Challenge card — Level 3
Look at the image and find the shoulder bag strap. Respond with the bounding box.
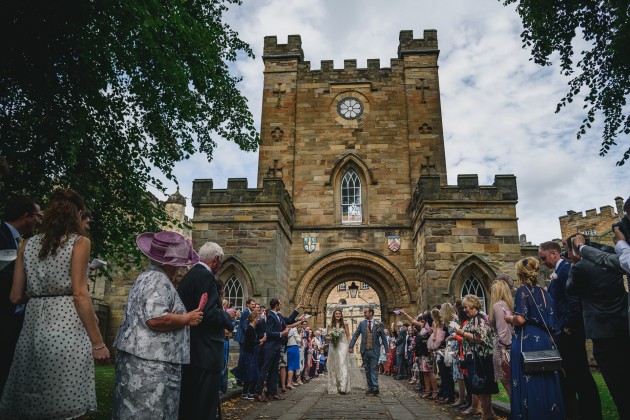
[523,286,559,350]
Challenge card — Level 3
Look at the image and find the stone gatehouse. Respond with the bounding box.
[190,30,522,328]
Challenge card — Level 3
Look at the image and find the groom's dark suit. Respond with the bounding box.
[349,319,388,393]
[177,263,232,420]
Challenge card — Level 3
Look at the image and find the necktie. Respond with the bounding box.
[368,321,372,332]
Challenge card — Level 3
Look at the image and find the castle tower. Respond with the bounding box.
[192,30,521,325]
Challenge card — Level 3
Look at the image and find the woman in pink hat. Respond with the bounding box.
[112,231,203,420]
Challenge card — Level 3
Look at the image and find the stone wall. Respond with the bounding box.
[559,196,625,244]
[410,174,521,310]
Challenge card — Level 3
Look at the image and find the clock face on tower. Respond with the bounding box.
[337,97,364,120]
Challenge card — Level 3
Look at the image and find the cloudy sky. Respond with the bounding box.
[161,0,627,245]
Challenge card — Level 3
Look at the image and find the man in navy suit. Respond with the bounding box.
[0,196,40,396]
[539,240,601,420]
[234,297,256,385]
[349,307,388,395]
[253,298,302,402]
[177,241,239,420]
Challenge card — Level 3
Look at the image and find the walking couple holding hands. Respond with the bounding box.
[327,306,388,395]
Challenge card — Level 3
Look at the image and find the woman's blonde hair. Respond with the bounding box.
[489,278,514,323]
[462,294,482,311]
[248,311,259,323]
[439,302,455,324]
[515,257,540,287]
[222,299,229,309]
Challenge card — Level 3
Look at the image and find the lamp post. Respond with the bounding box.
[348,281,359,299]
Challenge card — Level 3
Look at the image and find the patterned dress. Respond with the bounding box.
[510,285,565,419]
[462,311,499,395]
[113,265,189,419]
[0,235,96,419]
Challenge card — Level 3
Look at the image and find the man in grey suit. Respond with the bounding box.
[349,307,388,395]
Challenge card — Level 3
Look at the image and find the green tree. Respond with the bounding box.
[504,0,630,165]
[0,0,259,266]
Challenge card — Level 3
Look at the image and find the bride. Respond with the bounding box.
[327,309,351,394]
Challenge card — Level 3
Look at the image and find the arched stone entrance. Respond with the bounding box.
[292,249,412,327]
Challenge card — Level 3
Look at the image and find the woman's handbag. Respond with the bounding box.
[520,287,563,373]
[499,346,511,380]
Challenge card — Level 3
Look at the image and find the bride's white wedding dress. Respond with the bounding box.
[327,330,366,394]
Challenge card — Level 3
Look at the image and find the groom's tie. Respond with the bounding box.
[368,320,372,332]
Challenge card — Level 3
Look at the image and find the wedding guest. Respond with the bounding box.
[489,276,514,396]
[378,328,389,374]
[178,242,238,419]
[454,294,499,420]
[394,322,408,379]
[0,189,108,419]
[286,323,301,389]
[0,195,40,396]
[445,302,467,408]
[437,303,455,404]
[506,257,565,420]
[384,329,396,375]
[112,231,203,419]
[233,311,260,400]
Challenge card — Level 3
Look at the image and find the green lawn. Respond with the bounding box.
[494,372,619,419]
[88,365,236,419]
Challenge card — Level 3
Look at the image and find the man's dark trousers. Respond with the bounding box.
[557,325,601,420]
[255,347,280,396]
[179,366,222,420]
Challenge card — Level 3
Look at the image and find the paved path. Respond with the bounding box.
[223,372,464,420]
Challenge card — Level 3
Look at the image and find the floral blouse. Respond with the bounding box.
[462,311,494,358]
[114,265,190,364]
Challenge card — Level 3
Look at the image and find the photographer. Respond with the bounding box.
[566,233,630,420]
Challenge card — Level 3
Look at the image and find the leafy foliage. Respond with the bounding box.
[0,0,260,266]
[504,0,630,165]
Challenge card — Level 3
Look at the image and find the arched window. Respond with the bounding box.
[341,169,362,223]
[461,273,487,312]
[224,275,244,310]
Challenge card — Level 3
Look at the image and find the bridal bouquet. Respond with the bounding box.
[330,328,341,346]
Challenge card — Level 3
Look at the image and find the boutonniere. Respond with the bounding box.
[550,272,558,280]
[374,322,383,333]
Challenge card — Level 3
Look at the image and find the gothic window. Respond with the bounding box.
[338,283,347,291]
[361,282,369,290]
[461,274,487,312]
[225,275,244,310]
[341,169,362,223]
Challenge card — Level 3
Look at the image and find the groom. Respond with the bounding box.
[349,307,388,395]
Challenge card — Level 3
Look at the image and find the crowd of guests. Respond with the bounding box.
[378,195,630,420]
[0,187,628,419]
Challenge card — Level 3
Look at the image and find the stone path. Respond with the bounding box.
[223,373,466,420]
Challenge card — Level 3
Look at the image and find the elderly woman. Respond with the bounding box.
[506,257,565,419]
[454,294,499,420]
[112,231,203,419]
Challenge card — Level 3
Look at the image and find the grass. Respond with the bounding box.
[88,364,235,420]
[494,371,619,419]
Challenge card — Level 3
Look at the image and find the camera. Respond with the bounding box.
[612,217,630,243]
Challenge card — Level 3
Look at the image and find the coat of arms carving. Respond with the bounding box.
[304,236,317,253]
[387,236,401,252]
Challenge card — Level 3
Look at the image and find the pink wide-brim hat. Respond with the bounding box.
[136,231,200,267]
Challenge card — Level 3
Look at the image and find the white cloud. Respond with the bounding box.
[163,0,627,245]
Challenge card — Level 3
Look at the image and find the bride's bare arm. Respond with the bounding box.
[345,323,350,342]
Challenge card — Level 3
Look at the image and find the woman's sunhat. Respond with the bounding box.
[136,231,200,267]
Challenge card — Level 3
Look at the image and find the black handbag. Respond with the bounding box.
[520,287,563,373]
[471,353,487,390]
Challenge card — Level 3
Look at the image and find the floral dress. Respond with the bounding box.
[462,311,499,395]
[510,285,565,419]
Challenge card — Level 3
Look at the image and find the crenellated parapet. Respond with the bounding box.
[192,177,295,224]
[263,35,304,61]
[411,174,518,209]
[397,29,439,58]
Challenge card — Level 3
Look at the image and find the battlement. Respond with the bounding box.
[411,174,518,205]
[264,30,438,77]
[559,205,620,222]
[263,35,304,60]
[191,177,295,221]
[398,29,439,58]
